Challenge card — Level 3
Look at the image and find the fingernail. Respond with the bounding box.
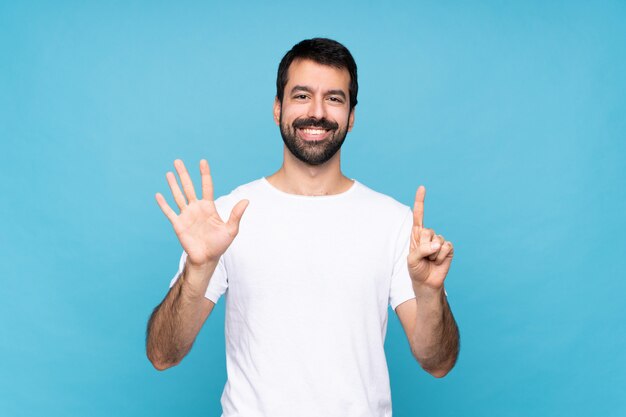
[431,242,441,250]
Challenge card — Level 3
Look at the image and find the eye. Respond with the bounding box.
[293,94,309,100]
[328,96,344,103]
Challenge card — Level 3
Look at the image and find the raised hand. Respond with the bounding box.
[407,186,454,289]
[155,159,249,267]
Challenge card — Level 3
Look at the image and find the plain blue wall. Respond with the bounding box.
[1,1,625,416]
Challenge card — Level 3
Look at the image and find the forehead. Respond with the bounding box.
[286,59,350,92]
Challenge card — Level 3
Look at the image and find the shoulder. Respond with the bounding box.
[351,181,414,250]
[353,180,412,220]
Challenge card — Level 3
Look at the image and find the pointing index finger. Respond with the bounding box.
[413,185,426,228]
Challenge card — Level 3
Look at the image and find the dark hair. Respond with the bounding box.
[276,38,358,111]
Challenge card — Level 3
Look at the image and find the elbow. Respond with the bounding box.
[417,356,457,378]
[147,350,180,371]
[414,339,460,378]
[424,366,452,378]
[150,359,175,371]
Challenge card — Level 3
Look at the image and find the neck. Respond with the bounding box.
[266,146,353,196]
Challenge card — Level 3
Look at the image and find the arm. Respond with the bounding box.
[146,261,217,370]
[399,185,459,377]
[396,286,459,377]
[146,159,248,370]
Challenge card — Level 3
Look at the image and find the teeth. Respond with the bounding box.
[302,128,326,135]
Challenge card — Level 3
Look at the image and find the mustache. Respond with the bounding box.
[292,117,338,131]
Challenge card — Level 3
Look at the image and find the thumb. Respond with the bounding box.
[409,226,440,261]
[226,199,249,236]
[420,239,441,258]
[409,239,441,265]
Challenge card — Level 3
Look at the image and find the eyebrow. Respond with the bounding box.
[290,85,347,99]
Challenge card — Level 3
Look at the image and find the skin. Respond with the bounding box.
[400,185,460,377]
[146,58,459,377]
[267,59,355,195]
[146,159,248,369]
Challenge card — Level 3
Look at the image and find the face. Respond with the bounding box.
[274,59,355,166]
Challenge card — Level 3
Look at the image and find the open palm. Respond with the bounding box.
[155,159,249,267]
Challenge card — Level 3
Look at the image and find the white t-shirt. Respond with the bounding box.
[169,177,416,417]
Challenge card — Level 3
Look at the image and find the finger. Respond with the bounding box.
[413,185,426,228]
[410,225,420,251]
[200,159,214,201]
[418,228,439,258]
[226,199,250,236]
[155,192,177,223]
[166,171,187,210]
[434,241,454,266]
[428,234,445,261]
[174,159,198,203]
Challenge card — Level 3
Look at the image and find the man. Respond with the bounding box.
[146,38,459,417]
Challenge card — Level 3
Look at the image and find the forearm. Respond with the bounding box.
[146,260,217,370]
[410,284,459,377]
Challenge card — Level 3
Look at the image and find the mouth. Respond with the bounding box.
[297,127,332,141]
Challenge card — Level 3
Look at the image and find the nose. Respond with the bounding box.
[307,96,326,120]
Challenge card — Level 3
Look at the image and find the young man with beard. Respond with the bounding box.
[146,38,459,417]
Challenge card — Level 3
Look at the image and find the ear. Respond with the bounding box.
[273,97,281,126]
[347,108,355,132]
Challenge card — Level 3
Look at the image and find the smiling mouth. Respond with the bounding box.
[297,127,332,141]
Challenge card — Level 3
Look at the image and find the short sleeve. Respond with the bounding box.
[168,251,228,304]
[388,208,416,310]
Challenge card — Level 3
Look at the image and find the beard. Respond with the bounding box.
[279,113,349,166]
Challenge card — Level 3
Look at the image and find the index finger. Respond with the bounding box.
[413,185,426,228]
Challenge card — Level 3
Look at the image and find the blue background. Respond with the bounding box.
[1,1,625,416]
